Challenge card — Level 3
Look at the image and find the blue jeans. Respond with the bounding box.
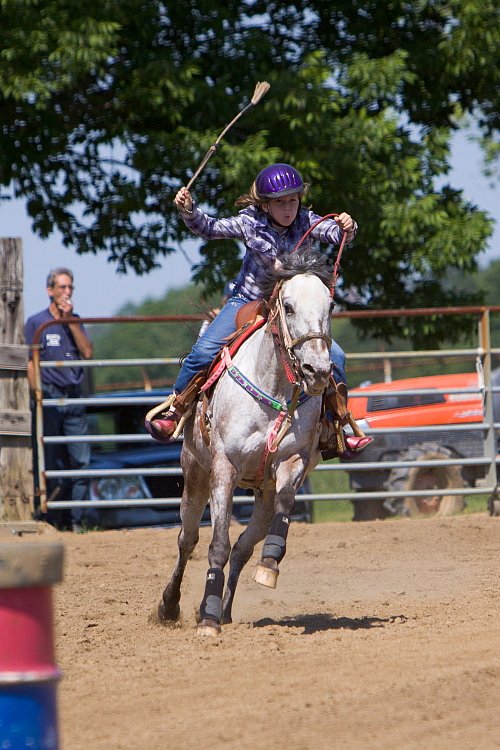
[174,295,347,393]
[41,383,90,527]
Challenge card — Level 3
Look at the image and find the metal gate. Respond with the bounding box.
[29,307,500,520]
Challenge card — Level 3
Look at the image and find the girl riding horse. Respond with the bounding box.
[146,163,372,457]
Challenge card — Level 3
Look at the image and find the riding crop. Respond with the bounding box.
[186,81,271,190]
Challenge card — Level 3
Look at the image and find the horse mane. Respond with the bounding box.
[261,246,333,300]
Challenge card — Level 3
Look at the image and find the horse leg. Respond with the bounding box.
[254,456,306,589]
[222,488,274,624]
[253,511,291,589]
[158,454,209,623]
[197,454,237,637]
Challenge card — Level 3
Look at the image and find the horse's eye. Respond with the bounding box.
[284,303,294,316]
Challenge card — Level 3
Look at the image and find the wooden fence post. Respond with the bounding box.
[0,237,33,521]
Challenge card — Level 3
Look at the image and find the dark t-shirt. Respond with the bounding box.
[24,308,88,387]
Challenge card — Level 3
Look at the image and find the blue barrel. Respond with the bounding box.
[0,542,64,750]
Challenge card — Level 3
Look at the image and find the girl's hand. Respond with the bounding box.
[174,187,193,212]
[336,212,356,242]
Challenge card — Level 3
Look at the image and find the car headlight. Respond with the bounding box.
[90,476,151,501]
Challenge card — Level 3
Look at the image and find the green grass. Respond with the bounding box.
[309,460,354,523]
[312,499,354,523]
[462,494,489,514]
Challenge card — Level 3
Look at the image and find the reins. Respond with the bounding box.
[291,212,348,298]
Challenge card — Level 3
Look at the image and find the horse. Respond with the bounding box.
[157,247,334,636]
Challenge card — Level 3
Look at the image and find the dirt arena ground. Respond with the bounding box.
[35,514,500,748]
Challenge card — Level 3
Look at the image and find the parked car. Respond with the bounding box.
[79,388,184,529]
[78,388,311,529]
[342,369,500,520]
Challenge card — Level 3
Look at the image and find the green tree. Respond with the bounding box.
[1,0,498,346]
[306,0,500,133]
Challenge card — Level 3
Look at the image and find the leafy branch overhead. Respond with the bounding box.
[0,0,498,346]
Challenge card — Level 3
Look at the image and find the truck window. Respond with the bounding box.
[367,392,445,412]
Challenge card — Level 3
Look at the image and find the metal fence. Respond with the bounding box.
[30,307,500,518]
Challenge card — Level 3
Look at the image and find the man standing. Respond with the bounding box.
[25,268,93,531]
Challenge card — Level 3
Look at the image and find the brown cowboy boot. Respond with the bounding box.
[319,376,373,460]
[145,371,207,444]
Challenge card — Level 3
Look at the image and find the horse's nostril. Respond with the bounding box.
[301,364,330,385]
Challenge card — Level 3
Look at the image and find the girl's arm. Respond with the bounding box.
[308,210,358,245]
[174,186,245,241]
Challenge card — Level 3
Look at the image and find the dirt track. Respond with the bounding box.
[38,514,500,748]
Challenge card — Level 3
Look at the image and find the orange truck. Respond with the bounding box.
[342,369,500,520]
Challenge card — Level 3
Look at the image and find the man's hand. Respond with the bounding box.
[58,296,74,318]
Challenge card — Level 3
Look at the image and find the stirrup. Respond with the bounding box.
[321,433,374,461]
[319,415,347,460]
[145,395,193,442]
[319,414,374,460]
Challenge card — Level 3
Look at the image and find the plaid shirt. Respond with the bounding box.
[180,204,356,300]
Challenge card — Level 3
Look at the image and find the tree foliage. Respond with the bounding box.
[1,0,498,345]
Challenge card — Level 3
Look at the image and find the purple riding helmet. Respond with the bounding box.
[255,163,304,199]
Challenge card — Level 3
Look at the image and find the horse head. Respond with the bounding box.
[265,248,333,396]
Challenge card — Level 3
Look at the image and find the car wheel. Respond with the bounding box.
[385,442,465,517]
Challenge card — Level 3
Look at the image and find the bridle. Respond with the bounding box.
[267,281,332,386]
[265,211,347,384]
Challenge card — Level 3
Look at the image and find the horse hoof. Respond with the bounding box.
[197,618,222,637]
[253,559,279,589]
[157,600,180,624]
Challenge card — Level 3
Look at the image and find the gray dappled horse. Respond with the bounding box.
[158,248,333,636]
